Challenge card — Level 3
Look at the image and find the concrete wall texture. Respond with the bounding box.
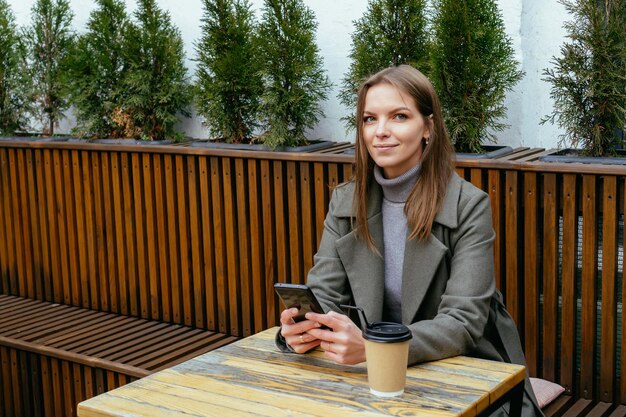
[9,0,569,149]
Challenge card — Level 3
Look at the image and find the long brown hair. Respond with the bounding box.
[354,65,455,249]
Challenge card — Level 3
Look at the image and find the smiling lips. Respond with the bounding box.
[373,143,398,151]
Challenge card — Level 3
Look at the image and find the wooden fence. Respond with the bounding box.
[0,140,624,406]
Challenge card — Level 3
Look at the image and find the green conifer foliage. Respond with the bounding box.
[542,0,626,156]
[69,0,129,138]
[338,0,430,129]
[258,0,331,148]
[0,0,27,135]
[195,0,262,144]
[123,0,191,141]
[21,0,75,136]
[431,0,523,153]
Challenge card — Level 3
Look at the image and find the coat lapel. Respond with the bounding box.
[401,173,462,323]
[400,233,448,323]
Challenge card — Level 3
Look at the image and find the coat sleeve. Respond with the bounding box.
[407,188,496,365]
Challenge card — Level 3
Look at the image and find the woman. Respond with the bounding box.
[277,65,542,416]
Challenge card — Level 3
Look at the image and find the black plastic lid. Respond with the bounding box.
[363,321,412,343]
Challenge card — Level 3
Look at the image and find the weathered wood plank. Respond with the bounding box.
[542,173,558,382]
[523,172,539,377]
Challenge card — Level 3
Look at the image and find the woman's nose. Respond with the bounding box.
[375,119,389,137]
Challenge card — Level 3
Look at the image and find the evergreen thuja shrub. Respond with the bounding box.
[431,0,524,153]
[68,0,130,138]
[122,0,191,141]
[542,0,626,157]
[0,0,28,135]
[258,0,331,148]
[338,0,430,129]
[21,0,75,136]
[195,0,262,144]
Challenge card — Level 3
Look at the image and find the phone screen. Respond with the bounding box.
[274,283,325,323]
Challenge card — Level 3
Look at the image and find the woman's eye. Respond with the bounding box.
[394,113,408,120]
[363,116,375,123]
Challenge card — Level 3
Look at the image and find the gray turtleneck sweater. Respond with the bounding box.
[373,163,420,323]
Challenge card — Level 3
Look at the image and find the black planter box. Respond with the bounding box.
[455,145,514,159]
[538,148,626,165]
[190,139,336,153]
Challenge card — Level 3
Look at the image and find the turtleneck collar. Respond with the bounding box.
[373,163,420,203]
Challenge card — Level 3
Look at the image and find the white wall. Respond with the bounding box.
[9,0,569,148]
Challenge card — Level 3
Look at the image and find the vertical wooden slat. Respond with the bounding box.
[29,352,42,417]
[121,153,138,317]
[9,349,21,416]
[0,149,10,295]
[44,150,61,303]
[18,351,32,417]
[328,163,339,190]
[470,168,483,190]
[25,150,43,300]
[51,359,63,417]
[153,154,171,322]
[580,174,597,399]
[40,356,53,416]
[199,157,217,330]
[111,153,128,315]
[504,171,520,324]
[188,155,205,329]
[600,176,617,403]
[83,366,94,401]
[175,155,192,326]
[210,156,228,333]
[34,150,52,301]
[247,159,265,333]
[542,173,558,382]
[523,172,539,376]
[9,149,27,297]
[102,152,119,313]
[72,150,90,308]
[92,153,111,312]
[61,361,74,417]
[63,151,81,306]
[132,153,149,319]
[287,161,303,283]
[274,161,288,285]
[53,151,72,305]
[1,347,14,415]
[72,363,84,409]
[223,157,241,336]
[300,162,315,277]
[488,170,503,291]
[343,162,353,181]
[260,160,277,327]
[81,152,99,310]
[313,162,327,249]
[142,154,160,321]
[164,154,181,323]
[235,158,252,336]
[560,174,577,393]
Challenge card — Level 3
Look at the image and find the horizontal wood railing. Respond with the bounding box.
[0,140,624,412]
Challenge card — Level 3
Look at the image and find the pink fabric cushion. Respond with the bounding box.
[530,377,565,408]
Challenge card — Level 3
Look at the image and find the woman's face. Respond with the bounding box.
[362,83,430,179]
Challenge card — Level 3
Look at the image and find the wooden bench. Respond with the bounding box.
[0,294,238,417]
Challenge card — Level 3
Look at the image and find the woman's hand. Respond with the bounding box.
[305,311,366,365]
[279,307,322,353]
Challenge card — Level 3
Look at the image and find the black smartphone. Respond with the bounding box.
[274,283,326,323]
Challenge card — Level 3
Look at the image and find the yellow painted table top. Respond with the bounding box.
[77,327,525,417]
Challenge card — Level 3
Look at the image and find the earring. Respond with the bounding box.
[425,138,429,146]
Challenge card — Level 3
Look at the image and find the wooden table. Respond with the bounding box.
[77,327,526,417]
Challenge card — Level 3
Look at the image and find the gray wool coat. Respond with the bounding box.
[279,172,543,417]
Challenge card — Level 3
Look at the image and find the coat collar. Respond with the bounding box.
[334,172,462,323]
[333,172,463,229]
